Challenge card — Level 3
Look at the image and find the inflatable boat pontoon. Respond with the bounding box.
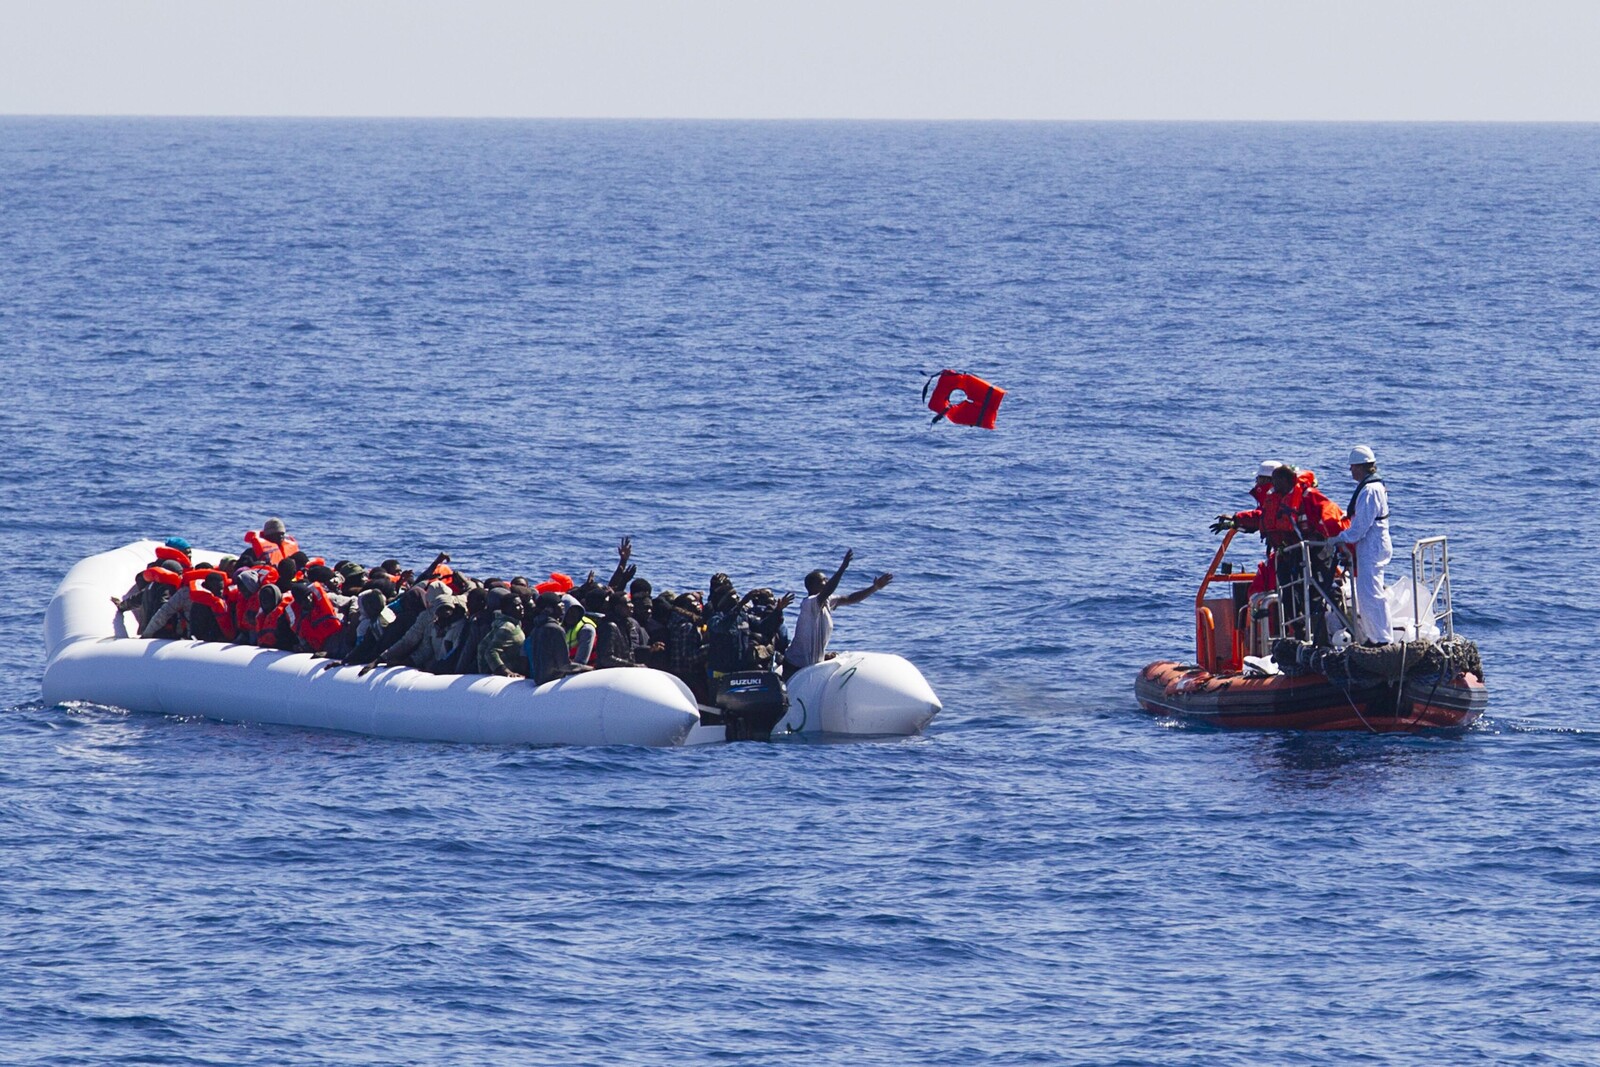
[43,541,942,747]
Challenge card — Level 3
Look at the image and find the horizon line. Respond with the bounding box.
[5,113,1600,125]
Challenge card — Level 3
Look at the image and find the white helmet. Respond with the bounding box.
[1348,445,1376,466]
[1256,460,1283,479]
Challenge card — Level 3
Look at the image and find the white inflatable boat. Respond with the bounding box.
[42,541,942,747]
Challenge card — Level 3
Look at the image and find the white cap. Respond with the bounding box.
[1348,445,1376,466]
[1256,460,1282,479]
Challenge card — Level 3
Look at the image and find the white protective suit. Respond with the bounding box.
[1334,477,1393,644]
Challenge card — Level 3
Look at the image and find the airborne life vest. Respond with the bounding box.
[923,370,1005,430]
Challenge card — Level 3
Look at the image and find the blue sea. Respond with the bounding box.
[3,119,1600,1065]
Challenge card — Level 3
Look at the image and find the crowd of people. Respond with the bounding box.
[1210,445,1394,646]
[113,522,894,701]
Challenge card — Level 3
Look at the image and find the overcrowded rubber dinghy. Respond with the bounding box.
[42,541,942,747]
[1136,530,1487,732]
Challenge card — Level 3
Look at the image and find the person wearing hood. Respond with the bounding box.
[524,592,591,685]
[422,598,468,673]
[1331,445,1394,645]
[562,600,599,667]
[441,587,496,674]
[253,584,289,647]
[369,581,456,672]
[228,563,279,641]
[477,589,527,677]
[332,589,398,667]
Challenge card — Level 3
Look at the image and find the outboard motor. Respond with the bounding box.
[713,670,789,742]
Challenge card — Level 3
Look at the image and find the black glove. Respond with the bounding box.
[1210,515,1236,534]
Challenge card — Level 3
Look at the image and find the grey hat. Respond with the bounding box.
[262,517,286,536]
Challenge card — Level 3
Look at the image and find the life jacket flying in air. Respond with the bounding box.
[923,370,1005,430]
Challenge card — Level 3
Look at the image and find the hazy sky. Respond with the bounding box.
[3,0,1598,120]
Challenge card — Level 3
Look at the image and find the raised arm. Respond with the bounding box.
[607,537,636,591]
[817,549,853,602]
[835,573,894,608]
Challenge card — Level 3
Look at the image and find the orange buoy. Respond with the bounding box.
[923,370,1005,430]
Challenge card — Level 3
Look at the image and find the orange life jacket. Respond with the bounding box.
[154,544,191,567]
[1236,471,1325,548]
[1281,479,1349,542]
[143,565,183,588]
[230,566,278,634]
[290,583,342,652]
[255,604,287,648]
[535,572,575,595]
[925,370,1005,430]
[243,530,301,567]
[186,579,238,641]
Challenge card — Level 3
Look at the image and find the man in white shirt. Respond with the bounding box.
[1331,445,1393,645]
[783,549,894,677]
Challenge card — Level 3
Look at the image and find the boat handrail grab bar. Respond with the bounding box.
[1411,535,1454,640]
[1275,538,1357,646]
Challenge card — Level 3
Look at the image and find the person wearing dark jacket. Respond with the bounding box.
[706,588,794,681]
[595,595,641,669]
[665,594,707,701]
[524,593,591,685]
[332,590,397,668]
[448,587,495,674]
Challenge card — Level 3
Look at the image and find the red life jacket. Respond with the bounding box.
[535,572,575,595]
[1281,479,1349,543]
[143,565,183,588]
[925,370,1005,430]
[1235,471,1322,548]
[290,583,342,652]
[255,604,287,648]
[154,545,191,567]
[186,579,238,641]
[230,565,278,634]
[243,530,301,567]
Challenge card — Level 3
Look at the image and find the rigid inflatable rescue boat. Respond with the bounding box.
[1136,530,1487,732]
[43,542,942,747]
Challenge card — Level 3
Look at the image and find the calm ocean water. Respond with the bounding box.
[3,119,1600,1065]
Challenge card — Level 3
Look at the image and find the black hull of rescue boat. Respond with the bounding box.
[1135,660,1487,733]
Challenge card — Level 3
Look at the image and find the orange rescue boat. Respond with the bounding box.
[1136,530,1487,732]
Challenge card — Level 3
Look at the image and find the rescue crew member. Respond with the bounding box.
[1269,465,1348,644]
[1212,461,1289,544]
[1331,445,1393,646]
